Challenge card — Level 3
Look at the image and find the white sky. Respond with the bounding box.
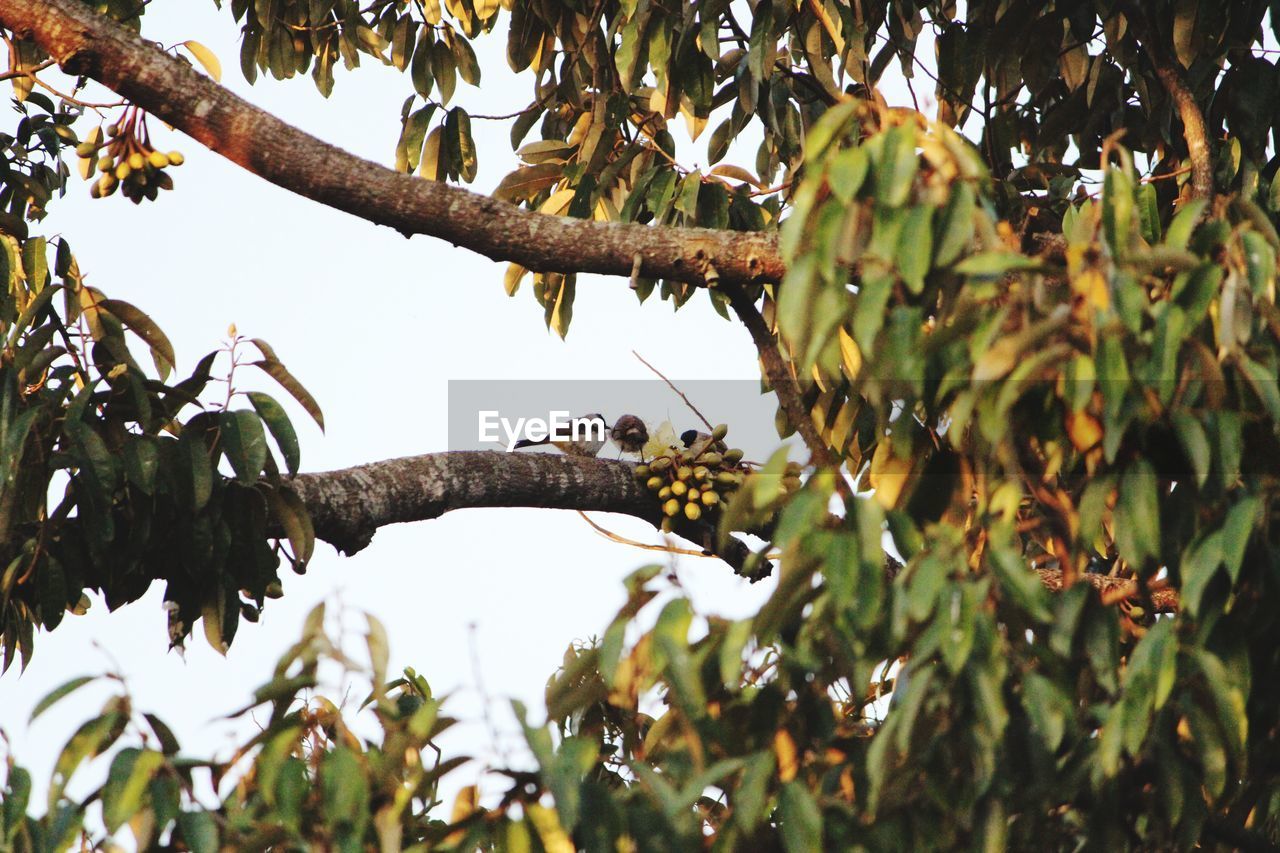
[0,0,816,818]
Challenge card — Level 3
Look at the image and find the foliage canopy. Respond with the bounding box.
[3,0,1280,849]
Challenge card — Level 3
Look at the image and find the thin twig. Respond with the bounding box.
[631,350,714,431]
[577,510,721,558]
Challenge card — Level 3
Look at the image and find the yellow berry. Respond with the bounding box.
[684,502,702,521]
[167,151,185,166]
[128,152,145,171]
[148,150,170,169]
[701,490,720,506]
[663,498,681,517]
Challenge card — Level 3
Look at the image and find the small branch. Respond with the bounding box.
[632,350,714,432]
[287,450,757,575]
[723,285,840,473]
[1036,569,1179,613]
[1123,4,1213,201]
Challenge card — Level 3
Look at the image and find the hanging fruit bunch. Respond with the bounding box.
[633,423,750,532]
[76,106,184,203]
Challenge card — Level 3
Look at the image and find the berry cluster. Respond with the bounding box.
[634,424,745,532]
[76,109,184,203]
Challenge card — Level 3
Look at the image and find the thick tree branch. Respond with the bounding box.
[0,0,784,286]
[1123,5,1213,201]
[287,450,761,576]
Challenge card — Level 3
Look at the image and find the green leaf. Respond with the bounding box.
[247,392,300,475]
[875,123,917,207]
[953,251,1040,277]
[99,299,176,376]
[30,674,97,722]
[177,810,219,853]
[1171,413,1210,488]
[1021,671,1072,751]
[1221,496,1260,582]
[1114,458,1160,568]
[1102,166,1134,257]
[248,344,324,430]
[1238,355,1280,422]
[1136,181,1161,244]
[1180,529,1223,616]
[826,146,869,204]
[21,235,47,292]
[183,431,214,511]
[103,748,164,832]
[896,204,934,293]
[37,556,66,631]
[933,179,975,266]
[778,781,823,853]
[1163,199,1206,249]
[221,410,269,486]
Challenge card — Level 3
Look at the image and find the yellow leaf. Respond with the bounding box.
[593,196,617,222]
[774,729,799,782]
[539,188,576,216]
[837,326,862,379]
[869,441,911,509]
[182,40,222,83]
[566,111,593,148]
[1071,268,1109,311]
[526,805,574,853]
[474,0,500,18]
[971,337,1022,383]
[450,785,478,823]
[1066,410,1103,452]
[421,0,442,24]
[504,263,527,296]
[77,285,108,341]
[708,164,763,187]
[680,97,707,141]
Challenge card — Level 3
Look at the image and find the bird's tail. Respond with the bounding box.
[512,437,550,449]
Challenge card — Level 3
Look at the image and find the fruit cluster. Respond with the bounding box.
[76,109,184,203]
[634,424,746,532]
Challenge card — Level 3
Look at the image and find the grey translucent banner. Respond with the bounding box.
[446,379,804,460]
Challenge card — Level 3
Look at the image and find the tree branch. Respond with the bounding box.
[0,0,784,287]
[287,450,761,576]
[287,451,1178,609]
[724,285,840,472]
[1123,4,1213,201]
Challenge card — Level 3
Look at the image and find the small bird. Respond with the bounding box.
[513,413,608,457]
[610,414,649,456]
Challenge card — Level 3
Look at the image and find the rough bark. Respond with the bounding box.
[288,450,761,576]
[1124,3,1214,201]
[0,0,784,287]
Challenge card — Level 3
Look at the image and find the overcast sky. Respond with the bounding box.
[0,0,848,814]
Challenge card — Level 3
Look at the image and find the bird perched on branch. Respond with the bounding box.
[513,413,608,457]
[610,414,649,456]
